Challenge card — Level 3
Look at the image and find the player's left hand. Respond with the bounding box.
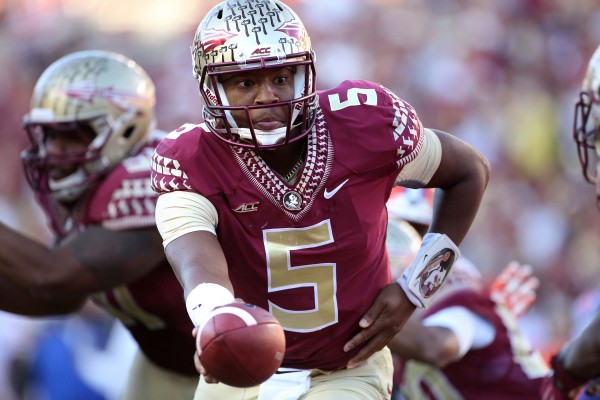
[343,282,416,368]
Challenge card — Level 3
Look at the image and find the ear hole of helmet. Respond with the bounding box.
[123,125,135,139]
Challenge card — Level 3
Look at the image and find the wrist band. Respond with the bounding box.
[397,232,460,308]
[185,283,235,327]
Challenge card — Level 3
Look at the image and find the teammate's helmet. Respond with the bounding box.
[574,44,600,183]
[191,0,317,149]
[21,50,155,202]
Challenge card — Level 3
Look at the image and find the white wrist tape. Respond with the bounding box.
[185,283,235,327]
[397,232,460,308]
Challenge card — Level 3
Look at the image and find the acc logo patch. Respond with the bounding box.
[233,201,260,213]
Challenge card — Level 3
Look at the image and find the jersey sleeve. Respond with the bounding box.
[150,124,201,195]
[319,80,425,177]
[378,84,425,168]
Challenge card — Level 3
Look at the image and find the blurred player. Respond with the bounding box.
[540,43,600,400]
[0,51,197,400]
[150,0,490,399]
[387,187,549,399]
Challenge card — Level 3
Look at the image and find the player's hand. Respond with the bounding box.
[540,355,587,400]
[343,283,416,368]
[192,324,221,383]
[192,298,247,383]
[489,261,539,318]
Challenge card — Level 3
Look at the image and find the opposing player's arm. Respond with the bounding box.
[0,222,165,311]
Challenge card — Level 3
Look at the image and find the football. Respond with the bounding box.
[197,302,286,387]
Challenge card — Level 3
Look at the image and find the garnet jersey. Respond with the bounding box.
[151,80,424,370]
[42,133,196,376]
[396,289,548,400]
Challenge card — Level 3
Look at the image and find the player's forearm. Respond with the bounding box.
[389,321,459,368]
[0,276,84,315]
[0,222,64,290]
[164,230,233,297]
[561,312,600,379]
[0,223,163,296]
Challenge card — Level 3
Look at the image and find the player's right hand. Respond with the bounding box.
[192,326,220,383]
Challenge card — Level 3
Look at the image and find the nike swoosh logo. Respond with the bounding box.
[324,178,349,199]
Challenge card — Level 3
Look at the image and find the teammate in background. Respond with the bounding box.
[386,187,549,400]
[150,1,489,399]
[540,43,600,400]
[0,51,197,400]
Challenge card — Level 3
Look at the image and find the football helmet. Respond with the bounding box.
[191,0,317,149]
[574,44,600,183]
[21,50,155,202]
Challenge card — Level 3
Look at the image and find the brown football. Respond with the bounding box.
[197,303,286,388]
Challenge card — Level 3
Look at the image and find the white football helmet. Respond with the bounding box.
[21,50,155,202]
[574,44,600,183]
[191,0,317,149]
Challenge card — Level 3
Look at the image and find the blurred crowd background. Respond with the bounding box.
[1,0,599,399]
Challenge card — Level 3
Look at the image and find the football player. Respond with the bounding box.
[386,187,549,400]
[540,43,600,400]
[0,51,197,400]
[151,1,490,399]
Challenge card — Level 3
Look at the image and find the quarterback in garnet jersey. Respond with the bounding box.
[153,79,423,370]
[153,1,489,399]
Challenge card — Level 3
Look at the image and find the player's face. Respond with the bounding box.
[220,67,295,131]
[42,125,95,181]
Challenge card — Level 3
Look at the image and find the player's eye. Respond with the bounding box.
[274,76,288,85]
